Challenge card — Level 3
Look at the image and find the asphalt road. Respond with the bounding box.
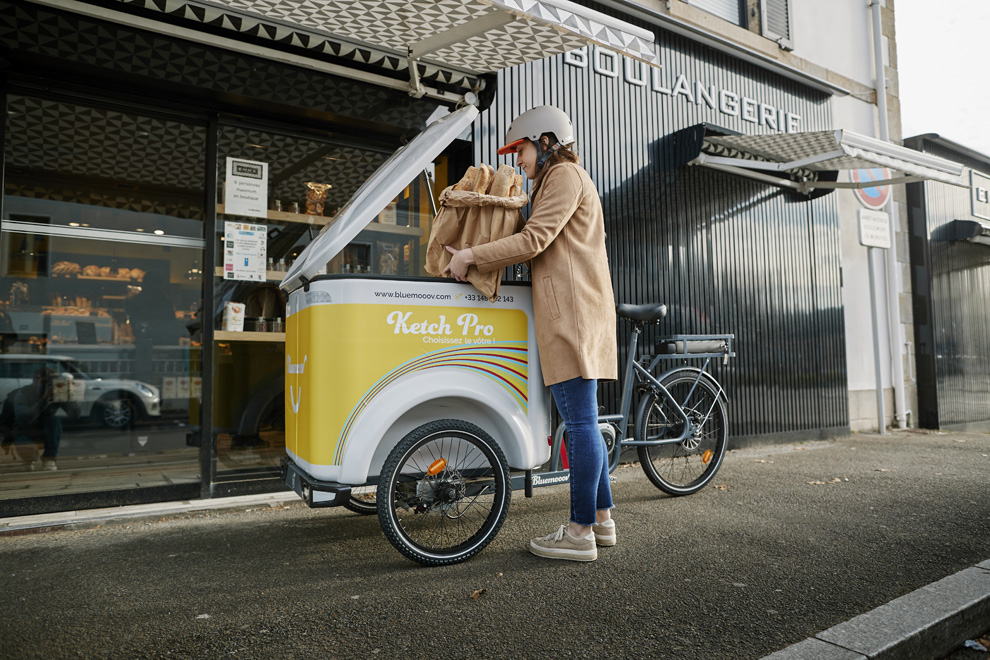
[2,430,988,660]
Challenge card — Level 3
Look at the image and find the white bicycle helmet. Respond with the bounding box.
[497,105,575,155]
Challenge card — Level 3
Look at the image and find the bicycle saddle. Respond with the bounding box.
[615,303,667,322]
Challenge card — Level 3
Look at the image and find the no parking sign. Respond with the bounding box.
[851,168,892,209]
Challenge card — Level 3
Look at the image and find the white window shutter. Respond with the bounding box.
[762,0,794,50]
[683,0,744,27]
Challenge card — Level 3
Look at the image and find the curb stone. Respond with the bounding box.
[0,492,301,535]
[763,560,990,660]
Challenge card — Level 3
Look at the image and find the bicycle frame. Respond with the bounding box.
[513,321,734,495]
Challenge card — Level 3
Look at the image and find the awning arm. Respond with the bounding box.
[693,150,846,173]
[407,12,516,97]
[409,12,517,60]
[689,161,803,192]
[802,176,928,190]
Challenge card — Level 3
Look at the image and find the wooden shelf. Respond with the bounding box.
[217,204,330,226]
[51,275,144,282]
[216,204,422,237]
[214,331,285,343]
[215,267,286,282]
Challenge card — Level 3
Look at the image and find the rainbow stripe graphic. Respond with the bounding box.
[332,341,528,466]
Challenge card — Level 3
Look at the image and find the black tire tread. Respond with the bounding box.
[377,419,510,566]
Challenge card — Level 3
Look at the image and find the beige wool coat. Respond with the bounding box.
[471,162,617,386]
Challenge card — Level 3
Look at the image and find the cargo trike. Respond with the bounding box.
[279,106,735,566]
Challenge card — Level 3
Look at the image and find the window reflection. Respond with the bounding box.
[1,94,205,494]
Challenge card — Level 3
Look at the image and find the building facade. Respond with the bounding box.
[904,134,990,431]
[0,0,926,517]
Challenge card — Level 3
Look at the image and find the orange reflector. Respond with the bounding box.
[702,450,713,464]
[427,459,447,476]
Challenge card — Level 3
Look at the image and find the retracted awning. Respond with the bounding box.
[949,219,990,246]
[190,0,658,98]
[679,125,966,194]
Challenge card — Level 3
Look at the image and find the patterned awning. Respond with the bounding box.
[695,129,967,190]
[154,0,657,94]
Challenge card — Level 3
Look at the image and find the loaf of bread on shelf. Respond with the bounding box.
[82,265,100,277]
[98,266,111,277]
[52,261,81,276]
[129,268,146,281]
[117,268,131,279]
[488,164,515,197]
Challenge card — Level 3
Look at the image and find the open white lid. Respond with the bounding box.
[280,104,479,293]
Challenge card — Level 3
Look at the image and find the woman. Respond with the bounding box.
[444,105,618,562]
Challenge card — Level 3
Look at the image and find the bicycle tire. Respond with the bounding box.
[342,486,377,515]
[635,372,728,495]
[377,419,511,566]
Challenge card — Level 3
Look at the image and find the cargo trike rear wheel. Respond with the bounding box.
[378,419,510,566]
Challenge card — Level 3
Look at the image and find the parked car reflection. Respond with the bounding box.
[0,354,161,430]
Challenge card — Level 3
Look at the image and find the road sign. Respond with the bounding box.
[858,208,891,249]
[852,167,892,209]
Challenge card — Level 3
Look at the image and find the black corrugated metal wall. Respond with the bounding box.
[906,138,990,430]
[475,28,849,444]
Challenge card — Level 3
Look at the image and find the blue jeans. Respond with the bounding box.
[550,377,614,526]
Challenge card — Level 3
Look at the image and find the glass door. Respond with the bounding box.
[1,93,206,505]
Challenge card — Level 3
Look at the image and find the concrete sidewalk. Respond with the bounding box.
[1,429,988,660]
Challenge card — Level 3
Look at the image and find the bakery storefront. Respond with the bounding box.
[1,0,915,517]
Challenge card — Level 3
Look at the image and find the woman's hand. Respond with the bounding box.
[442,246,475,282]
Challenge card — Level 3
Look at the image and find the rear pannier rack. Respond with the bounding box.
[656,334,735,360]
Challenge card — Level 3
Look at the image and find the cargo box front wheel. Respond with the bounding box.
[378,419,510,566]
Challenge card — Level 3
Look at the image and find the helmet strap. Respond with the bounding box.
[536,142,560,171]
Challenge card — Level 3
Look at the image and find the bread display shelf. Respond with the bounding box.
[216,205,421,236]
[51,275,145,282]
[214,330,286,343]
[214,268,286,282]
[218,204,330,227]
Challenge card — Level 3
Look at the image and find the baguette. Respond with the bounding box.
[489,164,515,197]
[475,163,494,193]
[509,174,523,197]
[452,166,479,191]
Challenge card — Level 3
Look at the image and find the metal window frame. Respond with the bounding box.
[0,221,206,249]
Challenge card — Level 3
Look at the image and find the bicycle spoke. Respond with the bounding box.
[638,373,727,495]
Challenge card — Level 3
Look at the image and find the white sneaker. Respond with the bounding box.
[42,459,57,471]
[592,519,616,546]
[528,525,597,562]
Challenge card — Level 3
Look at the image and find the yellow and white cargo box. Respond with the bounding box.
[284,276,547,485]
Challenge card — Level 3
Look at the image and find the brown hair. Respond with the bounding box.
[531,137,579,197]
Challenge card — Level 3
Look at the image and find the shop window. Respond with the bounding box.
[761,0,794,50]
[212,122,456,477]
[1,93,206,499]
[681,0,746,27]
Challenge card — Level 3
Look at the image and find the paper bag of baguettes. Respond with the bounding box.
[425,163,529,302]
